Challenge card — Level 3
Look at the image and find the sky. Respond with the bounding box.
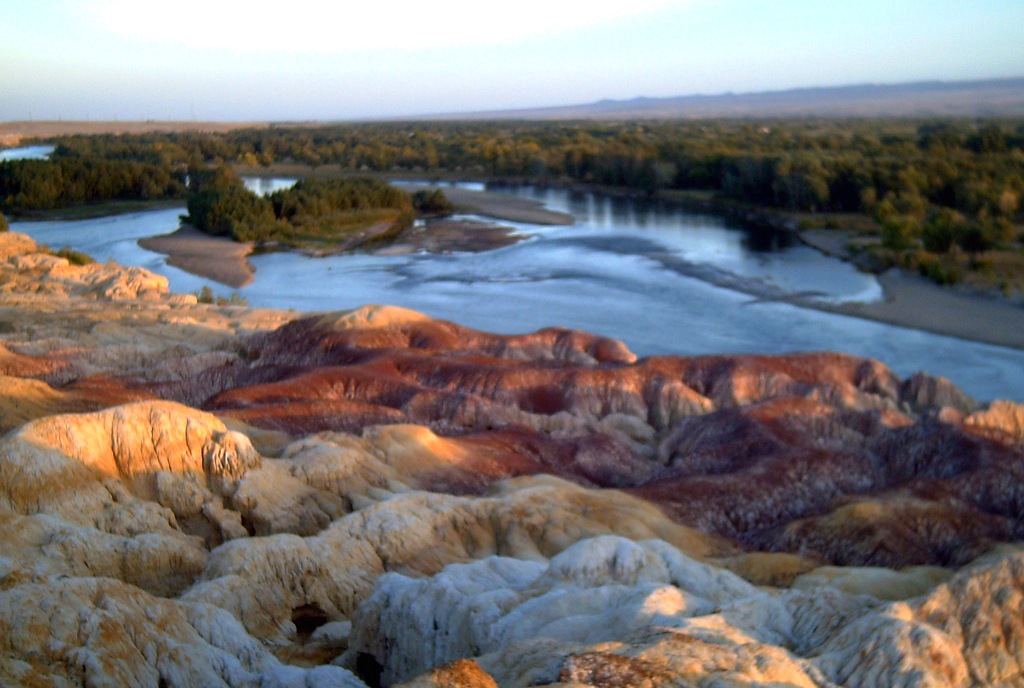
[2,0,1023,121]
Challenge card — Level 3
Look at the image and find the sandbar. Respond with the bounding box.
[437,187,574,226]
[139,226,254,289]
[378,218,522,255]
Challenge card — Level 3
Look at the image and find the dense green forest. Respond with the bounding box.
[0,157,187,210]
[39,120,1024,213]
[3,119,1023,289]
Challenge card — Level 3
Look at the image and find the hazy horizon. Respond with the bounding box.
[3,0,1024,122]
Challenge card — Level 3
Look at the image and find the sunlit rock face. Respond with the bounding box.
[0,231,1023,686]
[136,308,1024,570]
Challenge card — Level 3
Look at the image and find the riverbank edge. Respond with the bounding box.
[138,225,255,289]
[655,188,1024,351]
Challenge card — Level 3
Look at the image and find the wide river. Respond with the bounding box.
[5,164,1023,401]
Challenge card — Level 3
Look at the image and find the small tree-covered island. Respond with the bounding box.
[183,167,420,251]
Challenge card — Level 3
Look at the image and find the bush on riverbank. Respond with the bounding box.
[411,189,454,215]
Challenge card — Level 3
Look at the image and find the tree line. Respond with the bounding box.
[0,157,187,211]
[39,119,1024,217]
[5,119,1023,267]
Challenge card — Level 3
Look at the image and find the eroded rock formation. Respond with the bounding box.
[1,231,1023,686]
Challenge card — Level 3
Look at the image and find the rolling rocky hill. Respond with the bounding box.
[1,230,1023,686]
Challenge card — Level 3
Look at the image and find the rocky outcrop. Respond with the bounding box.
[0,577,367,688]
[354,536,1024,688]
[149,310,1021,570]
[350,536,758,686]
[1,401,261,514]
[0,235,174,302]
[967,399,1024,445]
[183,476,722,646]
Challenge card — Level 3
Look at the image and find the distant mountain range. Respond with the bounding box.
[433,77,1024,120]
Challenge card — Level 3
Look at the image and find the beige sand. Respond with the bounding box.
[797,229,1024,349]
[823,270,1024,350]
[438,187,574,225]
[139,226,254,289]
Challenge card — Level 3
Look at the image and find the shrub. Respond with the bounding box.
[52,246,95,265]
[216,292,249,306]
[195,285,248,306]
[411,189,454,214]
[921,208,963,253]
[914,252,961,285]
[957,224,993,256]
[880,216,919,251]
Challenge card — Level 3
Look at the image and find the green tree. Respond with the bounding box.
[0,213,7,232]
[185,184,277,241]
[771,156,830,211]
[411,189,454,214]
[880,215,920,252]
[967,123,1007,154]
[921,208,964,253]
[957,223,993,257]
[986,217,1016,247]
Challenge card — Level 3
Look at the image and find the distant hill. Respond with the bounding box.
[433,78,1024,120]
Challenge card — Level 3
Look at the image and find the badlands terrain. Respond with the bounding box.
[1,230,1023,687]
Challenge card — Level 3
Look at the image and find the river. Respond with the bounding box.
[3,153,1022,401]
[0,145,55,161]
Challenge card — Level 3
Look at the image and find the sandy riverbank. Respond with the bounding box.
[816,269,1024,350]
[796,228,1024,349]
[430,187,574,225]
[139,226,255,289]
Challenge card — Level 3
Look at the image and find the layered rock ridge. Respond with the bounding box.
[1,231,1023,687]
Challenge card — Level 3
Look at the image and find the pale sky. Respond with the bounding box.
[2,0,1023,121]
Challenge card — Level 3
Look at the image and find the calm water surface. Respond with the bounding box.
[0,145,55,161]
[10,178,1024,402]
